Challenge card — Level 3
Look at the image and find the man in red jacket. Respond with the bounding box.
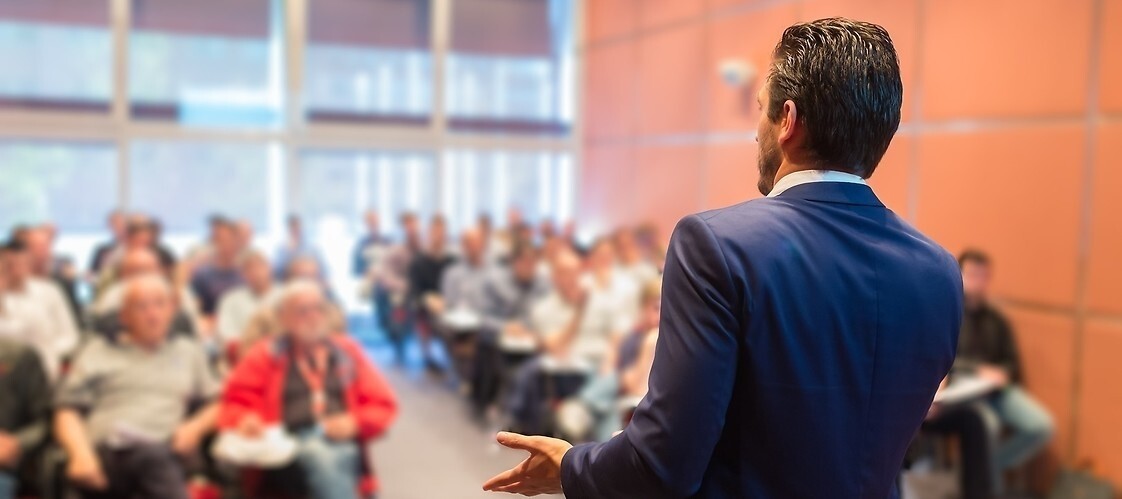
[219,280,397,498]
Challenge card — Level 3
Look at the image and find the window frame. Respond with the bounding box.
[0,0,583,242]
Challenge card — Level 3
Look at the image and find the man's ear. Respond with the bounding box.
[777,99,798,145]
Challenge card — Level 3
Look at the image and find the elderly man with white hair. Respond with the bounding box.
[54,275,219,499]
[218,280,397,499]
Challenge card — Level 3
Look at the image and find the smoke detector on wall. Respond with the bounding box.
[718,59,757,88]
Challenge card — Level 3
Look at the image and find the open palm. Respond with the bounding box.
[483,432,573,496]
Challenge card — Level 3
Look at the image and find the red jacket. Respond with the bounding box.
[218,335,398,493]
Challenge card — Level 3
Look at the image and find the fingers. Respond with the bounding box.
[482,460,529,491]
[495,431,547,452]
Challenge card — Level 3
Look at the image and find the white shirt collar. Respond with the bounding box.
[767,170,868,198]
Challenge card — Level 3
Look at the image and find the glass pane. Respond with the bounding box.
[444,149,573,233]
[0,1,111,110]
[299,149,438,239]
[129,0,282,127]
[305,0,431,123]
[129,140,279,235]
[447,0,574,135]
[0,140,118,233]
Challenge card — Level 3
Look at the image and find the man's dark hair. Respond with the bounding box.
[767,17,902,178]
[510,242,539,262]
[958,249,992,269]
[1,239,26,253]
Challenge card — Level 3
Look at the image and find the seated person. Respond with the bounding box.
[189,219,244,319]
[505,250,631,435]
[583,238,642,331]
[954,250,1054,489]
[558,278,661,442]
[218,280,397,499]
[0,338,51,499]
[432,228,492,319]
[923,379,996,499]
[469,244,551,419]
[88,247,197,340]
[215,251,275,345]
[240,256,345,351]
[0,239,80,381]
[55,275,219,499]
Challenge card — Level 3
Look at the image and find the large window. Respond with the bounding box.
[444,149,573,233]
[0,0,112,110]
[447,0,574,134]
[129,0,282,127]
[0,140,118,232]
[305,0,431,123]
[129,140,281,236]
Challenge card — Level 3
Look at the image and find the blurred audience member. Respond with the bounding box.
[274,215,325,280]
[559,278,661,442]
[0,240,80,380]
[957,250,1054,484]
[584,238,641,329]
[408,216,456,371]
[0,337,51,499]
[470,244,550,419]
[89,210,127,275]
[219,281,397,499]
[435,228,492,316]
[371,213,421,363]
[233,219,254,255]
[614,229,660,286]
[240,256,345,350]
[190,219,244,317]
[55,275,219,499]
[506,251,629,434]
[353,210,390,279]
[216,251,274,345]
[89,248,200,340]
[21,225,83,326]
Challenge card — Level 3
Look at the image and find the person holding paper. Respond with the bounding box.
[483,18,962,498]
[218,280,397,499]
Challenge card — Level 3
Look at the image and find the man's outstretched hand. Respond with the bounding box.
[483,432,574,496]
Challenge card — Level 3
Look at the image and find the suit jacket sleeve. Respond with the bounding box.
[560,214,742,499]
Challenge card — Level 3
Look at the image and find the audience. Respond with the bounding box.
[88,210,127,276]
[408,216,456,371]
[215,250,275,345]
[469,243,551,421]
[0,338,51,499]
[504,250,630,434]
[55,275,219,499]
[954,250,1054,491]
[274,215,325,280]
[0,240,80,380]
[219,280,397,499]
[369,212,421,364]
[0,204,1062,499]
[190,218,244,319]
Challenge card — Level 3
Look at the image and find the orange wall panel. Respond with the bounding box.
[634,144,704,236]
[915,125,1085,308]
[1004,306,1077,462]
[920,0,1094,121]
[706,3,800,132]
[639,0,707,30]
[637,23,707,136]
[1101,0,1122,114]
[1085,123,1122,314]
[800,0,920,124]
[586,0,638,42]
[867,134,913,217]
[1076,320,1122,485]
[704,141,762,210]
[584,42,638,140]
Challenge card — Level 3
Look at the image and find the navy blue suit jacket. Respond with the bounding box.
[561,181,963,498]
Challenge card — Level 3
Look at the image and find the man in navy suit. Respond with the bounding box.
[484,18,962,498]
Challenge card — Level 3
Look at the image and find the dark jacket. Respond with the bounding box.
[561,182,963,499]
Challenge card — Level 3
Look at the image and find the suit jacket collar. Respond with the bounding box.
[775,181,885,207]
